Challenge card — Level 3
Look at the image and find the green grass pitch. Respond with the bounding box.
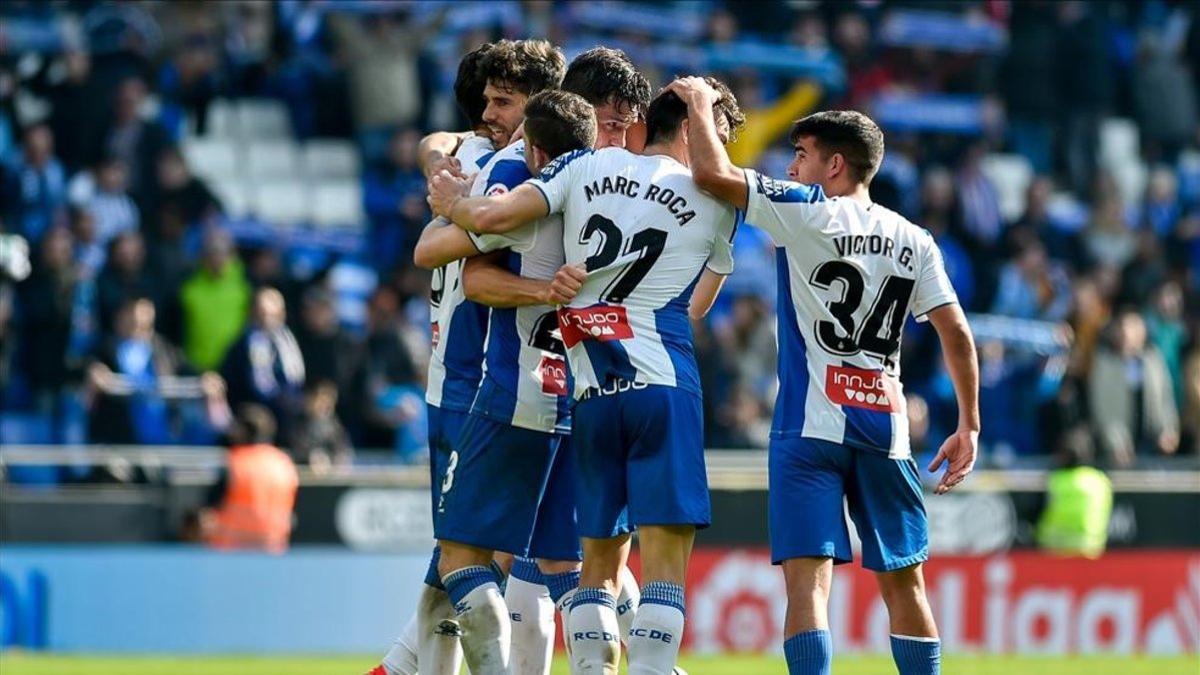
[2,653,1198,675]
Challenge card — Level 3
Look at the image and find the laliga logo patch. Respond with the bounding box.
[485,183,509,197]
[825,365,900,412]
[431,323,440,349]
[557,306,634,347]
[538,355,568,396]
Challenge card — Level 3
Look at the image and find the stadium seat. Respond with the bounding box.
[204,98,240,139]
[209,179,253,219]
[252,181,310,226]
[183,139,240,183]
[303,139,361,180]
[236,99,293,139]
[980,153,1033,222]
[246,140,302,180]
[310,182,364,229]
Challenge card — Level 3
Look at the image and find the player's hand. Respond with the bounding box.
[667,76,719,108]
[427,170,471,219]
[546,263,587,305]
[425,153,463,181]
[927,428,978,495]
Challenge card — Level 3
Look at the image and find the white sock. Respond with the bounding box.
[568,587,621,674]
[443,566,511,674]
[556,587,578,656]
[616,565,641,645]
[543,567,582,658]
[416,583,464,675]
[505,559,555,675]
[380,612,419,675]
[626,581,685,675]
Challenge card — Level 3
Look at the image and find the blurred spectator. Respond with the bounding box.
[3,123,68,243]
[148,147,222,243]
[95,231,155,333]
[17,225,85,415]
[294,286,359,398]
[1036,426,1112,559]
[1132,30,1198,164]
[1143,281,1187,403]
[920,167,975,309]
[327,9,447,159]
[354,286,425,457]
[1056,2,1113,197]
[289,379,354,473]
[43,50,104,172]
[1140,167,1182,238]
[1083,190,1137,270]
[179,228,251,370]
[1066,278,1112,377]
[220,287,306,438]
[157,35,219,136]
[70,206,106,280]
[1088,310,1180,466]
[991,241,1072,321]
[95,77,172,202]
[1007,176,1081,268]
[69,156,141,247]
[364,128,428,271]
[200,404,298,554]
[86,297,227,444]
[1002,4,1059,174]
[956,143,1004,305]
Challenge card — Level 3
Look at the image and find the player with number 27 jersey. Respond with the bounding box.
[743,170,957,460]
[528,147,737,400]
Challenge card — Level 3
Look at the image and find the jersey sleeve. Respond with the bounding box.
[743,168,826,241]
[910,233,959,321]
[525,148,594,215]
[469,220,537,254]
[704,207,740,275]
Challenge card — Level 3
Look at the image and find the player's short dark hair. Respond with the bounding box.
[479,39,565,97]
[454,42,495,128]
[231,404,277,446]
[788,110,885,184]
[523,90,597,159]
[561,47,652,117]
[644,76,745,146]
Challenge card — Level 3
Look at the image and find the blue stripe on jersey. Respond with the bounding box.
[475,151,496,168]
[486,158,531,192]
[840,369,895,450]
[770,248,810,437]
[754,172,826,204]
[652,270,703,397]
[472,250,524,424]
[538,148,594,181]
[441,298,490,413]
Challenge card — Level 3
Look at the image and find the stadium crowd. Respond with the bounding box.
[1,0,1197,473]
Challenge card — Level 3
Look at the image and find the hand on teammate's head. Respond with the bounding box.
[426,154,463,182]
[426,170,470,218]
[666,76,719,106]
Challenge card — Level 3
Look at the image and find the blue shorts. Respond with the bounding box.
[426,404,470,525]
[435,412,561,557]
[769,437,928,572]
[528,436,582,562]
[571,383,708,538]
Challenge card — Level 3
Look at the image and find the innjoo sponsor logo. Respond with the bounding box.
[557,305,634,347]
[538,355,568,396]
[825,364,900,412]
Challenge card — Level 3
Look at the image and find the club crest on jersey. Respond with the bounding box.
[485,183,509,196]
[825,364,900,412]
[431,323,441,349]
[557,306,634,347]
[538,355,568,396]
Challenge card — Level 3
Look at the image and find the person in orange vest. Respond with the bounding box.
[201,404,299,553]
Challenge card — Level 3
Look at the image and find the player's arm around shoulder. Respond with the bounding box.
[462,254,586,309]
[429,170,549,235]
[412,216,481,270]
[668,77,749,211]
[925,302,981,495]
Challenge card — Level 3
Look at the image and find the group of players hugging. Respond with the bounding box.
[365,37,980,675]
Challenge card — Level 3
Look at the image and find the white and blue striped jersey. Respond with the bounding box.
[527,147,738,399]
[467,141,571,434]
[425,134,496,412]
[743,169,958,459]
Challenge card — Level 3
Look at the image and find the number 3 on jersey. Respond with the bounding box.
[809,260,915,358]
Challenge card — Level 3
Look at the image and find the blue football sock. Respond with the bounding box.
[784,629,831,675]
[890,634,941,675]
